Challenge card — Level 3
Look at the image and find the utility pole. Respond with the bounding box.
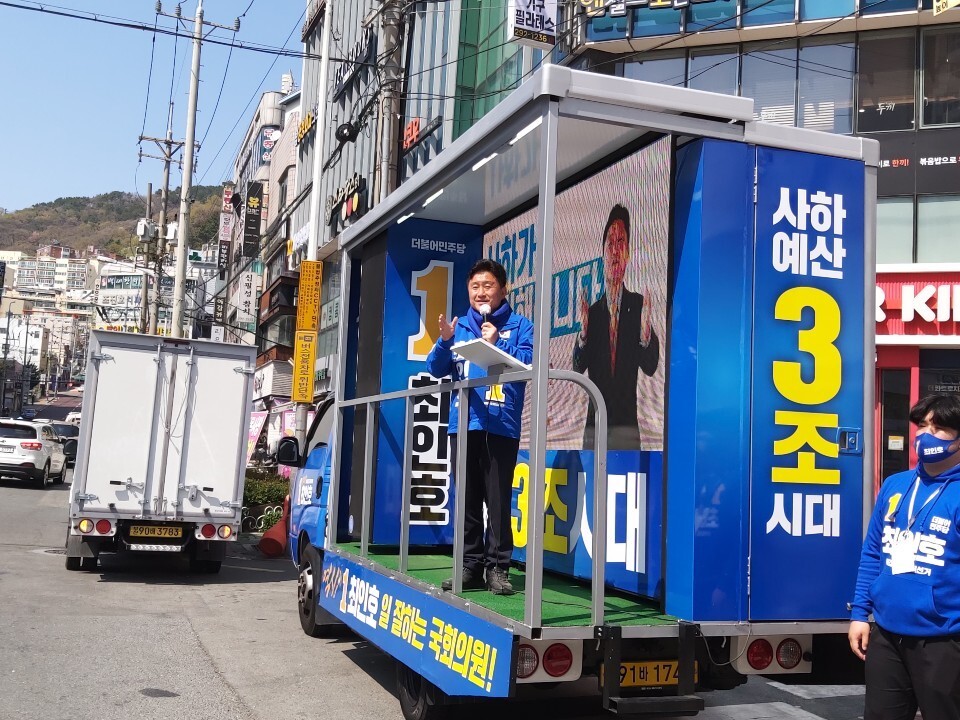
[297,0,333,447]
[140,102,184,335]
[160,1,240,339]
[140,183,152,334]
[378,0,404,202]
[1,308,10,415]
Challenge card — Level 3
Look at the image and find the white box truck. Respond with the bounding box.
[65,331,256,573]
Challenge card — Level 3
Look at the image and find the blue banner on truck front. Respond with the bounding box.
[319,552,514,697]
[375,219,480,545]
[510,450,663,599]
[749,147,866,621]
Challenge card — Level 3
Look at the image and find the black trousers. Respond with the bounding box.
[864,624,960,720]
[449,430,520,572]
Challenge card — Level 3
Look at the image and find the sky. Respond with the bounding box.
[0,0,305,212]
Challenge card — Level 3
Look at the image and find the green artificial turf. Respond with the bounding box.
[338,542,676,628]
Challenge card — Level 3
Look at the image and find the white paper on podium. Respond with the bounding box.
[451,338,531,372]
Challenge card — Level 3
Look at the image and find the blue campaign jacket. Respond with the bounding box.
[425,303,533,439]
[851,462,960,636]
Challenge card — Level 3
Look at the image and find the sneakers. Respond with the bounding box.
[486,567,514,595]
[441,567,485,592]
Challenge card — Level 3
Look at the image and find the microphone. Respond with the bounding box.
[479,303,492,324]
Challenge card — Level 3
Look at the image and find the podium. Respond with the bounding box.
[451,338,531,376]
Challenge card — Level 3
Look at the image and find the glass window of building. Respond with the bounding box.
[621,54,686,86]
[922,28,960,127]
[742,0,795,27]
[858,34,916,133]
[917,195,960,262]
[798,39,855,134]
[741,43,798,125]
[688,47,739,95]
[861,0,919,15]
[800,0,855,21]
[876,197,914,264]
[631,6,682,38]
[686,0,738,32]
[588,12,628,42]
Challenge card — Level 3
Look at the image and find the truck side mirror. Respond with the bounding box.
[277,437,301,467]
[63,439,78,456]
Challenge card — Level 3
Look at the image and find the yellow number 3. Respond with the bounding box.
[773,287,841,406]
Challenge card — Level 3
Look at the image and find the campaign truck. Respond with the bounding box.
[65,331,256,573]
[281,66,877,718]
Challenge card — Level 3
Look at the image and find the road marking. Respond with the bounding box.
[767,682,865,699]
[708,702,828,719]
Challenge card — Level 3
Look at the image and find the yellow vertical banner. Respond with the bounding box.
[292,260,323,403]
[291,330,318,403]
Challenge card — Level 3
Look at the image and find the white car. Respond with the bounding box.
[65,411,82,426]
[0,420,69,488]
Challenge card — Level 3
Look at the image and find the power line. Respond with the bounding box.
[138,14,160,141]
[198,34,237,149]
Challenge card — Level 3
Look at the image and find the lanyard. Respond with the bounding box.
[905,475,944,531]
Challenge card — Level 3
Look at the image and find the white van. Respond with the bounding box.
[65,411,82,426]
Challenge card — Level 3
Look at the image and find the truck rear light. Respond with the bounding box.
[516,644,539,679]
[201,523,216,539]
[776,639,802,670]
[542,643,573,677]
[78,519,93,533]
[747,639,773,670]
[95,519,112,535]
[20,441,42,450]
[217,525,233,539]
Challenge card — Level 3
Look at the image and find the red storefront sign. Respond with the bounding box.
[876,271,960,340]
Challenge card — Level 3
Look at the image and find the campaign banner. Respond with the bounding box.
[319,552,513,697]
[373,219,480,545]
[750,147,865,621]
[510,449,663,599]
[246,411,268,466]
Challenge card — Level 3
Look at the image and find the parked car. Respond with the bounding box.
[0,420,73,488]
[20,407,36,420]
[49,422,80,467]
[65,411,82,426]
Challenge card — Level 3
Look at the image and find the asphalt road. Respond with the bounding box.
[0,474,869,720]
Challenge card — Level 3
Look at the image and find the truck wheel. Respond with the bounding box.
[80,556,98,571]
[65,555,82,571]
[190,558,222,574]
[298,544,325,637]
[397,663,446,720]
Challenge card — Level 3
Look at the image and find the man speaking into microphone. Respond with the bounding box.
[426,259,533,595]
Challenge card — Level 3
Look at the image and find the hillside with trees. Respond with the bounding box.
[0,186,223,258]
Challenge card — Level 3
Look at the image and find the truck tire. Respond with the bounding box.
[80,556,98,571]
[190,558,222,574]
[298,544,326,637]
[65,555,82,571]
[397,663,446,720]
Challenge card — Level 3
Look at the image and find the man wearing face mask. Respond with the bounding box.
[426,259,533,596]
[849,393,960,720]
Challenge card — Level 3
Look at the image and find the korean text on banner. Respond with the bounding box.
[292,330,318,403]
[246,411,268,466]
[508,0,557,49]
[935,0,960,15]
[297,260,323,332]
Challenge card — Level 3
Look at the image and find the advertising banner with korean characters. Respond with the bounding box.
[373,219,481,545]
[319,552,513,697]
[510,450,663,599]
[750,147,866,621]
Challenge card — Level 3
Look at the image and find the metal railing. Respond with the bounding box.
[336,367,609,627]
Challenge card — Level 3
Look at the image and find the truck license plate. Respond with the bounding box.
[129,525,182,538]
[601,661,698,689]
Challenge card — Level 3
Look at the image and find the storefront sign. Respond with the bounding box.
[296,111,316,145]
[868,128,960,196]
[876,272,960,340]
[508,0,557,49]
[579,0,716,17]
[319,297,340,331]
[402,116,443,155]
[214,297,226,324]
[235,272,257,325]
[935,0,960,15]
[325,174,368,230]
[259,126,281,164]
[221,184,234,214]
[243,181,264,257]
[332,29,375,100]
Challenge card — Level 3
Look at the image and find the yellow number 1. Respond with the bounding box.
[408,261,454,361]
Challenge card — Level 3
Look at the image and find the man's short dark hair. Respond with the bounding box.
[468,259,507,288]
[602,204,631,252]
[909,393,960,433]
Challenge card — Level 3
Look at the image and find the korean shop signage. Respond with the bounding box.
[296,111,316,145]
[332,29,375,100]
[243,181,263,258]
[509,0,557,49]
[579,0,717,17]
[402,116,442,156]
[876,272,960,339]
[325,174,368,230]
[867,128,960,196]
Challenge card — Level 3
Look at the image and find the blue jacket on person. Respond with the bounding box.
[851,461,960,637]
[425,302,533,439]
